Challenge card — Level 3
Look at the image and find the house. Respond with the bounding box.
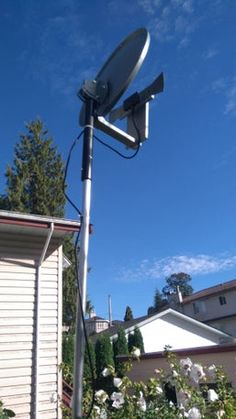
[85,312,110,335]
[0,210,80,419]
[180,279,236,337]
[94,308,234,353]
[118,342,236,390]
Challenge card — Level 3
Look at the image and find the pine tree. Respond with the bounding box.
[124,306,134,321]
[128,326,145,353]
[113,327,128,376]
[1,119,65,216]
[0,119,77,328]
[147,288,168,315]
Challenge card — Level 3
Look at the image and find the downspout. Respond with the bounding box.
[34,223,54,419]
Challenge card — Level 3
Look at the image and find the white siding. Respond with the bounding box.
[0,231,62,418]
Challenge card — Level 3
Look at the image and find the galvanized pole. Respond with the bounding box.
[72,98,94,419]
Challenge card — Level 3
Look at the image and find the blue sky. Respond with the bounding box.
[1,0,236,320]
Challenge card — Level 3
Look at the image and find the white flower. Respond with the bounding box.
[94,405,101,416]
[207,364,217,378]
[172,369,179,377]
[102,367,111,377]
[187,407,201,419]
[207,389,219,402]
[216,410,225,418]
[180,358,193,374]
[95,389,109,403]
[177,390,191,408]
[113,377,122,388]
[110,392,125,409]
[169,400,174,407]
[189,364,205,383]
[137,391,146,412]
[131,346,141,358]
[156,385,163,394]
[154,368,161,374]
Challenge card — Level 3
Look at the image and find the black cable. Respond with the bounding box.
[93,107,142,159]
[63,131,84,215]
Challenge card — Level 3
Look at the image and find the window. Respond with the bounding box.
[219,296,227,305]
[193,300,206,314]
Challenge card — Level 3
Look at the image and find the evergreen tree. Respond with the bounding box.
[113,327,128,376]
[0,119,77,328]
[62,236,77,329]
[1,119,65,216]
[147,289,168,315]
[84,339,96,384]
[124,306,134,321]
[128,327,145,353]
[162,272,193,297]
[95,334,114,391]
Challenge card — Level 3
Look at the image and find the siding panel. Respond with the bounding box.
[0,231,61,418]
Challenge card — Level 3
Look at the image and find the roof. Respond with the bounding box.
[86,316,109,322]
[118,342,236,362]
[182,279,236,304]
[0,210,80,237]
[92,308,232,340]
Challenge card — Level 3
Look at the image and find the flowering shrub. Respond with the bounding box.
[86,348,236,418]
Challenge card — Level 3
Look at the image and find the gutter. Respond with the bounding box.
[34,223,54,419]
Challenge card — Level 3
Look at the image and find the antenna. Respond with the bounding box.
[73,28,164,419]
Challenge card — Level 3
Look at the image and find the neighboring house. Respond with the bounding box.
[0,210,80,419]
[119,342,236,390]
[180,279,236,336]
[85,314,110,335]
[93,308,234,353]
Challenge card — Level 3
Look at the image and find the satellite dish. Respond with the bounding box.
[79,28,150,123]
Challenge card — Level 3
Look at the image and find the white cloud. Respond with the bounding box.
[138,0,196,47]
[202,47,219,60]
[116,253,236,282]
[212,76,236,117]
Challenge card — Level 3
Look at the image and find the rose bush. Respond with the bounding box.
[85,348,236,418]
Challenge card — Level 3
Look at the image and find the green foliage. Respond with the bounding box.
[147,289,168,315]
[162,272,193,297]
[0,119,77,329]
[0,401,15,418]
[124,306,134,321]
[84,338,96,384]
[95,334,114,392]
[95,335,114,377]
[113,327,129,376]
[86,349,236,418]
[128,327,145,353]
[1,119,65,216]
[62,236,77,329]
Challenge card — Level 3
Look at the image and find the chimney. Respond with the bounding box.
[177,286,183,304]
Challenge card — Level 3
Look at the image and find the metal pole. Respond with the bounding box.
[72,98,94,419]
